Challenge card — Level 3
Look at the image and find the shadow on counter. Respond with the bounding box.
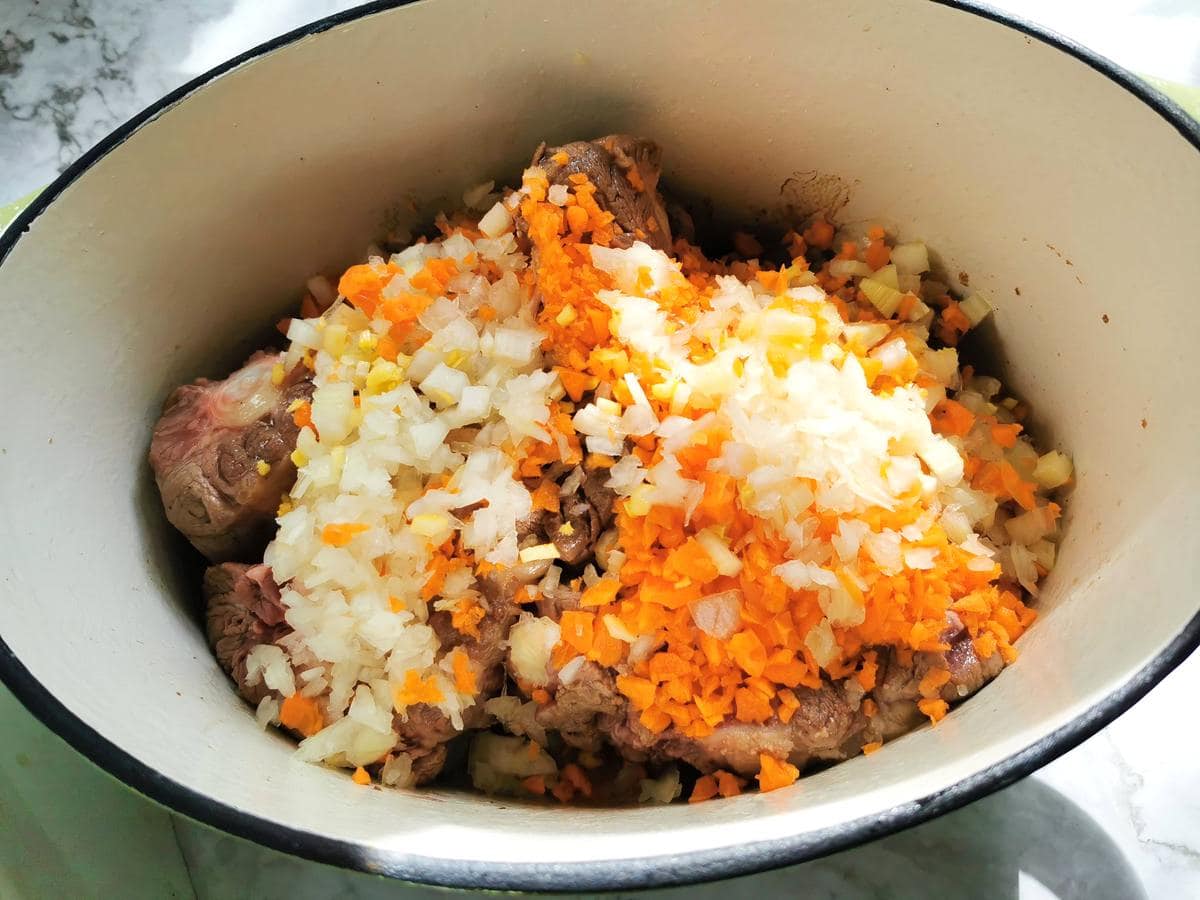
[164,773,1145,899]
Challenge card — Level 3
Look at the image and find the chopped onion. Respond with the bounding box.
[1004,507,1053,546]
[419,363,470,407]
[804,617,839,669]
[842,322,892,353]
[1030,538,1057,571]
[920,347,960,387]
[819,580,865,627]
[602,614,637,643]
[623,372,652,407]
[871,338,910,373]
[829,258,872,279]
[939,505,973,543]
[628,634,658,664]
[891,241,930,275]
[903,546,938,570]
[461,180,495,209]
[478,201,513,238]
[558,655,586,684]
[1009,542,1040,595]
[306,275,337,308]
[255,696,280,729]
[547,183,570,206]
[539,564,562,593]
[689,590,743,640]
[695,528,743,576]
[967,374,1002,400]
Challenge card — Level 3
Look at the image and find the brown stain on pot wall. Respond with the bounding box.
[777,170,858,223]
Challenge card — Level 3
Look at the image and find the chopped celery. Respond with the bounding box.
[870,264,899,290]
[1032,450,1073,489]
[904,296,932,322]
[859,277,904,318]
[960,293,993,326]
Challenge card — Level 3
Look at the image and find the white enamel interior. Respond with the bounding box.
[0,0,1197,886]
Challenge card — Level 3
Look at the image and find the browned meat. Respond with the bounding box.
[546,495,601,565]
[657,682,866,776]
[522,467,618,569]
[870,616,1005,740]
[202,562,291,706]
[536,661,626,752]
[396,562,547,781]
[581,469,617,523]
[941,617,1006,700]
[533,135,673,253]
[410,743,450,785]
[535,584,581,620]
[150,352,313,562]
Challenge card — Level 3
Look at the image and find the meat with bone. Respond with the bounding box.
[150,352,312,562]
[394,560,548,782]
[532,135,673,253]
[868,614,1005,742]
[202,562,291,707]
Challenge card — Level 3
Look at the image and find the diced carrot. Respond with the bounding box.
[393,669,445,707]
[279,694,324,737]
[918,697,949,723]
[756,754,799,792]
[321,522,370,547]
[617,674,657,710]
[715,770,744,798]
[451,648,477,694]
[531,479,561,513]
[865,239,890,270]
[999,461,1038,510]
[689,774,720,803]
[648,651,691,683]
[451,599,486,639]
[352,766,371,785]
[559,610,596,654]
[727,630,768,677]
[291,400,312,429]
[930,399,976,437]
[991,423,1022,448]
[803,218,835,250]
[376,334,399,362]
[580,578,621,608]
[854,652,878,691]
[561,763,593,798]
[735,687,773,723]
[918,667,951,698]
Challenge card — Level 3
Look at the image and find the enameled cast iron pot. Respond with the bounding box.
[1,0,1197,890]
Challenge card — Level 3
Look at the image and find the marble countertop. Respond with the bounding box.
[1,1,1197,897]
